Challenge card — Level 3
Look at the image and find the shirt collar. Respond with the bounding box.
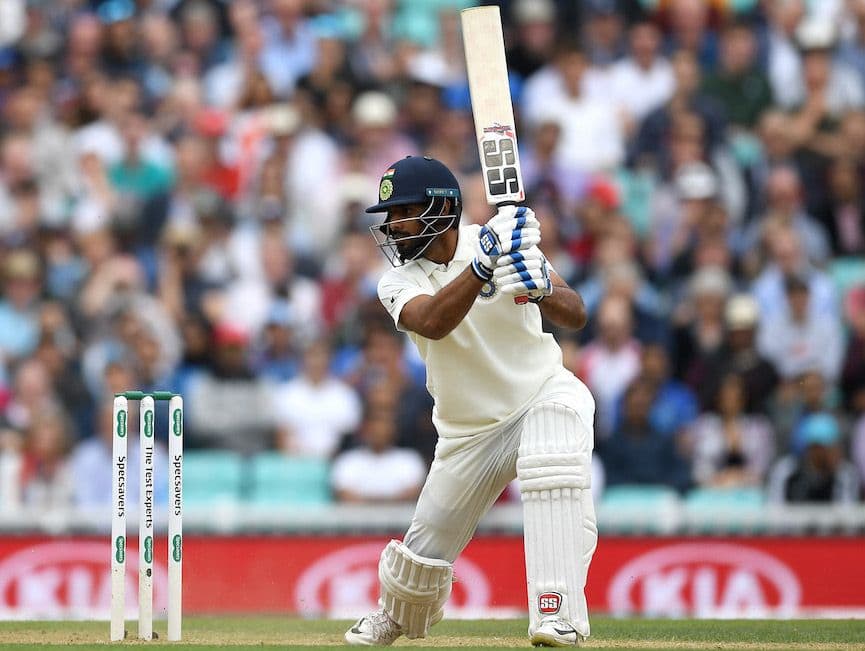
[414,225,473,276]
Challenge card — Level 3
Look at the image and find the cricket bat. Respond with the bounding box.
[461,5,529,304]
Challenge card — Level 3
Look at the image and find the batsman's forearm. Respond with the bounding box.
[538,284,588,330]
[406,266,485,340]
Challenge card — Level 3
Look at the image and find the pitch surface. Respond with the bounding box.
[0,617,863,650]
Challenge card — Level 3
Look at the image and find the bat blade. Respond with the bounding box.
[461,6,525,207]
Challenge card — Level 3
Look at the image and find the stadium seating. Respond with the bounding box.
[248,453,332,506]
[682,487,767,534]
[598,485,682,534]
[830,257,865,301]
[182,451,245,506]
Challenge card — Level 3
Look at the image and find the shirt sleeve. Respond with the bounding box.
[330,454,350,493]
[377,268,432,333]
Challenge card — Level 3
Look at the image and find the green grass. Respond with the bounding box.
[0,617,864,650]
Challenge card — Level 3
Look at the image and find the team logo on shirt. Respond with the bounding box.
[479,279,498,301]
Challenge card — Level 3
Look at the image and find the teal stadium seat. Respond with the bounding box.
[829,257,865,301]
[182,450,244,506]
[683,487,766,534]
[249,453,331,506]
[599,485,681,534]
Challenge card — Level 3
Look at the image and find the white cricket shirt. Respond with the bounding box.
[378,224,566,437]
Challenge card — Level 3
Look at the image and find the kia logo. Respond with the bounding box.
[0,542,168,618]
[608,543,801,618]
[295,542,491,617]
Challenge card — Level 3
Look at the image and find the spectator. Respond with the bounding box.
[341,323,434,463]
[320,230,383,334]
[608,20,675,133]
[658,0,718,69]
[838,0,865,85]
[701,20,773,130]
[258,0,318,99]
[581,0,627,67]
[749,109,800,198]
[648,161,722,273]
[601,377,691,492]
[346,0,401,86]
[671,266,731,388]
[2,87,76,225]
[770,369,836,455]
[768,412,860,503]
[761,0,806,110]
[351,91,418,182]
[787,16,865,118]
[740,166,831,266]
[506,0,558,78]
[107,111,173,207]
[4,358,60,434]
[853,415,865,494]
[204,13,267,110]
[219,222,323,341]
[0,425,23,509]
[528,42,625,173]
[33,301,92,435]
[18,408,75,509]
[631,49,726,170]
[757,274,844,382]
[578,258,667,343]
[750,226,837,320]
[578,295,641,437]
[815,157,865,256]
[185,323,276,453]
[331,394,426,503]
[252,301,299,382]
[635,342,698,438]
[0,250,42,363]
[272,338,361,458]
[192,109,240,200]
[687,373,775,488]
[69,399,168,508]
[568,177,623,269]
[695,293,779,414]
[841,287,865,413]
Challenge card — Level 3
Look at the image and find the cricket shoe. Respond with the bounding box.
[344,609,403,646]
[530,616,584,647]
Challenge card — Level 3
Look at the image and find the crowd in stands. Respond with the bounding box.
[0,0,864,514]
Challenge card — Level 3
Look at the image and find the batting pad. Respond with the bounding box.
[378,539,453,639]
[517,403,597,638]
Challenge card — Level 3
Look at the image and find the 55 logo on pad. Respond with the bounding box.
[538,591,562,614]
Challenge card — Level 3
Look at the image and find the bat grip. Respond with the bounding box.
[494,202,531,305]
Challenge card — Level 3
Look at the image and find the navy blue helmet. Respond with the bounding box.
[367,156,462,265]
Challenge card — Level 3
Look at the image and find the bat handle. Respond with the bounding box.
[493,202,531,305]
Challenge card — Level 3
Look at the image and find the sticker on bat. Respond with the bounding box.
[480,125,523,202]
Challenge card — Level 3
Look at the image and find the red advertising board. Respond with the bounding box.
[0,535,863,619]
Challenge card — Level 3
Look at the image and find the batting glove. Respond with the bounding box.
[494,246,553,301]
[472,206,540,281]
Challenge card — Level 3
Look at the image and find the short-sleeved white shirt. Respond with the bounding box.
[377,224,569,437]
[331,447,427,500]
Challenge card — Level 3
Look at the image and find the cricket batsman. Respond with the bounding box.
[345,156,597,647]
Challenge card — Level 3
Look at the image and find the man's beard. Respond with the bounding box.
[396,236,432,262]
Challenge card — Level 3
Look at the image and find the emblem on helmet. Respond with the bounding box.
[379,179,394,201]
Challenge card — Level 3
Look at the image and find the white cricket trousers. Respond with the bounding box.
[402,369,598,630]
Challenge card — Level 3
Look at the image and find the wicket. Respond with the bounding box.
[111,391,183,642]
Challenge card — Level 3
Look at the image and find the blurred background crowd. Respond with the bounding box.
[0,0,864,513]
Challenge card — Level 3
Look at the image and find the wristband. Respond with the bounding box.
[471,257,493,281]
